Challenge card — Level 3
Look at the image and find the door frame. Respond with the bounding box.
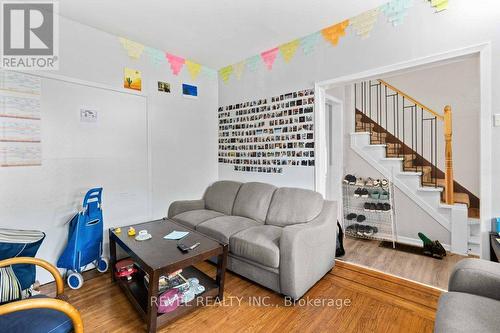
[313,42,492,259]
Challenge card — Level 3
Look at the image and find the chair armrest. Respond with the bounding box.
[279,201,337,299]
[0,298,83,333]
[0,257,64,296]
[168,199,205,218]
[449,258,500,301]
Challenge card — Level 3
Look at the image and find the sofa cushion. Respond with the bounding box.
[196,216,259,244]
[230,225,282,268]
[435,292,500,333]
[203,181,242,215]
[266,187,323,226]
[172,209,224,229]
[0,295,73,333]
[232,182,276,223]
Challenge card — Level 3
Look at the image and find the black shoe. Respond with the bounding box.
[423,243,433,256]
[360,189,369,198]
[370,203,377,211]
[376,203,384,211]
[383,203,391,211]
[343,174,356,185]
[364,202,371,211]
[363,226,374,237]
[354,188,362,197]
[356,215,366,223]
[433,241,446,257]
[356,225,365,236]
[346,213,357,220]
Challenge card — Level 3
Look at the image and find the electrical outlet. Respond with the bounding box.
[495,114,500,127]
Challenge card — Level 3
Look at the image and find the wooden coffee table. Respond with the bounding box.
[109,218,228,332]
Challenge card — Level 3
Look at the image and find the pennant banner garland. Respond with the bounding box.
[430,0,448,12]
[382,0,414,26]
[119,37,145,59]
[166,53,186,75]
[186,60,202,80]
[144,47,165,66]
[202,66,218,80]
[261,48,279,70]
[279,40,300,63]
[321,20,350,46]
[300,32,321,56]
[246,55,261,72]
[219,65,233,83]
[234,61,246,79]
[350,8,380,39]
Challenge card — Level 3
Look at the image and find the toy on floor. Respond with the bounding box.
[57,188,109,289]
[418,232,446,259]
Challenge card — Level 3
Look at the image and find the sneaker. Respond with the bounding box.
[379,190,389,200]
[360,189,369,198]
[433,241,447,257]
[355,177,365,186]
[370,190,380,199]
[370,203,377,211]
[356,215,366,223]
[344,174,356,184]
[346,213,357,220]
[354,188,362,197]
[364,202,371,211]
[363,226,374,237]
[365,177,375,187]
[376,203,384,211]
[382,203,391,211]
[373,179,381,187]
[356,225,365,236]
[381,179,389,188]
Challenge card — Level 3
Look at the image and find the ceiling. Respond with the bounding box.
[59,0,388,68]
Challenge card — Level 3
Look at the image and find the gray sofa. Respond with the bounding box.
[435,258,500,332]
[167,180,337,299]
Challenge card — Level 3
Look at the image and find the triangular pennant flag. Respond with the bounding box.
[430,0,448,12]
[144,47,165,66]
[165,53,185,75]
[279,39,300,63]
[261,47,279,70]
[219,65,233,83]
[350,8,380,39]
[234,61,246,80]
[300,32,321,55]
[118,37,145,59]
[185,60,202,80]
[246,55,261,72]
[321,20,350,46]
[382,0,413,26]
[202,66,217,80]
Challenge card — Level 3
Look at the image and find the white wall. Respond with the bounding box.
[0,16,219,283]
[383,56,480,196]
[218,0,500,257]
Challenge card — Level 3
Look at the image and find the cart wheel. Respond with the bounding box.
[97,257,109,273]
[67,272,83,289]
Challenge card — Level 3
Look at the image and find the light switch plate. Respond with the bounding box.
[495,114,500,127]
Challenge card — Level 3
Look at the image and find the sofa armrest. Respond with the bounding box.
[448,258,500,301]
[167,199,205,218]
[279,200,337,299]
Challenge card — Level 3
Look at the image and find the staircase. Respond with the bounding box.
[352,80,480,255]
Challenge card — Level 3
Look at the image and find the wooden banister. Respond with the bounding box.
[377,79,445,120]
[444,105,454,204]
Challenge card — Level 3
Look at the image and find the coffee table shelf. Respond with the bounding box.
[109,219,228,332]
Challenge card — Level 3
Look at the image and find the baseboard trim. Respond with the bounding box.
[396,236,451,252]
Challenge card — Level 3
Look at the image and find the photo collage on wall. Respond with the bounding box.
[218,88,315,174]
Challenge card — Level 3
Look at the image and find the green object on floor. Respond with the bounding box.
[418,232,433,246]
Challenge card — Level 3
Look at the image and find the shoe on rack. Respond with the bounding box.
[376,203,384,211]
[373,179,381,187]
[364,202,371,211]
[381,179,389,188]
[370,190,380,199]
[354,188,362,197]
[363,226,375,237]
[355,177,365,186]
[382,203,391,211]
[370,203,377,211]
[346,213,357,220]
[356,225,365,236]
[360,189,369,198]
[379,190,389,200]
[356,214,366,223]
[344,174,356,184]
[365,177,375,187]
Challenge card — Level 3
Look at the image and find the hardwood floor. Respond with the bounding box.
[340,236,469,290]
[41,260,440,332]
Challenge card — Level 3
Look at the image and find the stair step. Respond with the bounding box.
[423,178,446,187]
[468,208,480,219]
[454,192,470,207]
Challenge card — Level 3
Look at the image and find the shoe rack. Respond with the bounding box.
[342,176,396,248]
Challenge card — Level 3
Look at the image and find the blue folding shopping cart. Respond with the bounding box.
[57,188,108,289]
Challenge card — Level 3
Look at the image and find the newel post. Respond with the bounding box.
[444,105,454,205]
